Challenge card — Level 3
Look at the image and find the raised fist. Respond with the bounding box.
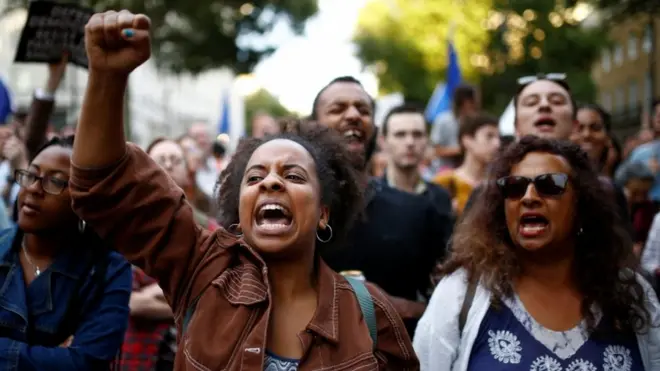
[84,10,151,75]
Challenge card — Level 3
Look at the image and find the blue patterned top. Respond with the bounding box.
[467,295,645,371]
[264,351,299,371]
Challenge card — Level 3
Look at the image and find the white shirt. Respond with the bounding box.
[642,212,660,275]
[413,269,660,371]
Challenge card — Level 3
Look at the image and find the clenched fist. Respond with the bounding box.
[84,10,151,75]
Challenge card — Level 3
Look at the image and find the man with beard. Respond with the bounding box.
[308,76,451,336]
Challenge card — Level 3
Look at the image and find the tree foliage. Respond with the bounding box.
[480,0,607,113]
[5,0,318,74]
[588,0,659,21]
[244,88,292,135]
[353,0,492,103]
[353,0,607,114]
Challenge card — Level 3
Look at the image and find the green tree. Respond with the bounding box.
[6,0,318,74]
[588,0,659,19]
[353,0,492,103]
[352,0,606,114]
[244,88,292,135]
[479,0,608,113]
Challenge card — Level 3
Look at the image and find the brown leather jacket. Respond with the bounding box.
[70,144,419,371]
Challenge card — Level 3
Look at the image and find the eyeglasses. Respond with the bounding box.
[517,73,567,86]
[15,169,69,195]
[496,173,569,199]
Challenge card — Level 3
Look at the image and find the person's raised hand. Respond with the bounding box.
[84,10,151,76]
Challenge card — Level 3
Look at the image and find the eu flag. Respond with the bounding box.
[425,41,462,124]
[0,79,12,125]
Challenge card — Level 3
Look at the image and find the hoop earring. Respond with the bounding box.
[78,219,86,233]
[228,223,243,237]
[316,225,333,243]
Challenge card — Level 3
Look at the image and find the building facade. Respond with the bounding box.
[591,14,659,139]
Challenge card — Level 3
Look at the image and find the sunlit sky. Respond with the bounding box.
[242,0,378,115]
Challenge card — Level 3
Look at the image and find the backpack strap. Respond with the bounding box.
[345,277,377,347]
[458,279,477,335]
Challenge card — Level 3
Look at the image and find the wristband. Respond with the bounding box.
[34,88,55,101]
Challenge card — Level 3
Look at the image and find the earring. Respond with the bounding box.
[78,219,86,233]
[228,223,243,237]
[316,225,333,243]
[577,227,584,236]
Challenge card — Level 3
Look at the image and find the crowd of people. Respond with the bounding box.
[0,8,660,371]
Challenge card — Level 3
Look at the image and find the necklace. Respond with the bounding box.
[21,238,41,276]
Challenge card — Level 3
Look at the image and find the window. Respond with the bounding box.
[628,33,637,60]
[629,80,638,110]
[601,49,611,72]
[601,92,612,111]
[645,73,653,110]
[643,24,652,53]
[615,87,625,113]
[613,43,623,65]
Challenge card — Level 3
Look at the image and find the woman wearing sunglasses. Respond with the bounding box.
[414,136,660,371]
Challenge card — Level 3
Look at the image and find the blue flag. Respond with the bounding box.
[217,92,230,135]
[0,79,12,125]
[425,41,462,124]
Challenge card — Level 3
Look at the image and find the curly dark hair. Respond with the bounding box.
[217,119,364,252]
[444,135,651,334]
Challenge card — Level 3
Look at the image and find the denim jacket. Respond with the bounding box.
[0,226,132,370]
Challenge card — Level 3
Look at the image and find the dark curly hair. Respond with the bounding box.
[217,119,364,252]
[444,135,651,334]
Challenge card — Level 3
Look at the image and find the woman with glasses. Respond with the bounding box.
[0,135,132,369]
[176,134,215,216]
[146,138,219,231]
[415,136,660,371]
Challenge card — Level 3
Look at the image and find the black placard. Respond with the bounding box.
[13,1,93,68]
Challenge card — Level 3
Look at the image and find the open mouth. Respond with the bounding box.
[256,203,293,230]
[534,118,557,131]
[519,214,549,237]
[343,129,364,145]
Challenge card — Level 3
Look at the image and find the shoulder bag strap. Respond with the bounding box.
[345,277,377,347]
[458,279,477,335]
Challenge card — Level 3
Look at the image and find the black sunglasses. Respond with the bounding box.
[496,173,569,199]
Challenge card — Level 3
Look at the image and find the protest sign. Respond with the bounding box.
[14,1,93,68]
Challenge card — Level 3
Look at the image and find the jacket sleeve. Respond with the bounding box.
[0,255,132,370]
[413,272,465,371]
[637,273,660,370]
[367,284,420,370]
[70,143,236,317]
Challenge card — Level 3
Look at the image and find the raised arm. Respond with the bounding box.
[72,11,151,168]
[69,10,230,315]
